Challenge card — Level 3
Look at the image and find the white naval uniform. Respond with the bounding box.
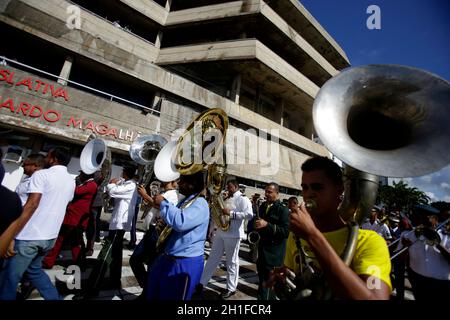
[200,190,253,292]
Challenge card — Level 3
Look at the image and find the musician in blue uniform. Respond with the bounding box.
[146,171,209,300]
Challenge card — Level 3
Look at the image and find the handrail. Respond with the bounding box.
[0,56,160,114]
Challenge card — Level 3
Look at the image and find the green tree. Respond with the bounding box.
[376,180,430,212]
[431,201,450,212]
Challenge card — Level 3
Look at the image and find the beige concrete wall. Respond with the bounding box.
[0,66,160,151]
[260,4,339,78]
[255,40,319,99]
[120,0,168,26]
[165,0,338,79]
[157,39,258,64]
[157,39,318,99]
[288,0,349,63]
[166,0,261,25]
[0,0,159,66]
[155,100,318,189]
[0,1,328,161]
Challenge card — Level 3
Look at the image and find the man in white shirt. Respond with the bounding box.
[400,205,450,300]
[75,165,137,299]
[0,147,76,300]
[196,180,253,299]
[361,207,392,242]
[15,154,45,206]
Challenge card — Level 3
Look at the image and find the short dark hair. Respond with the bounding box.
[227,179,239,187]
[301,156,343,185]
[122,165,137,179]
[181,171,205,194]
[49,147,71,166]
[266,182,279,193]
[27,154,45,167]
[288,196,298,203]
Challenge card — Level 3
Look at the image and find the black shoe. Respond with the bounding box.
[220,290,236,299]
[17,282,35,300]
[194,283,204,294]
[191,284,204,300]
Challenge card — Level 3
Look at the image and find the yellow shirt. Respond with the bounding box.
[284,228,392,290]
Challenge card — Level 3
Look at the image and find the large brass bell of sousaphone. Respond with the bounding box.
[313,64,450,178]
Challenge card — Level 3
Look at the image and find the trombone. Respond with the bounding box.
[390,217,450,260]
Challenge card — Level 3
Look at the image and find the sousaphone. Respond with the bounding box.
[284,64,450,300]
[154,108,230,252]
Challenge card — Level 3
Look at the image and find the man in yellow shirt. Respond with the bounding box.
[270,156,392,300]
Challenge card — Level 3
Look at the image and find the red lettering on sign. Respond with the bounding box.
[0,69,10,83]
[84,121,95,132]
[15,77,33,90]
[0,98,15,112]
[107,128,118,139]
[43,110,61,123]
[29,105,43,118]
[34,80,46,92]
[53,88,69,101]
[96,123,109,135]
[0,69,70,101]
[67,117,83,129]
[16,102,31,116]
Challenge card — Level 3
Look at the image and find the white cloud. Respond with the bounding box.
[420,175,433,183]
[425,192,438,202]
[441,182,450,189]
[394,165,450,202]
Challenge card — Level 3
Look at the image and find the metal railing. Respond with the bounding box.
[0,56,160,115]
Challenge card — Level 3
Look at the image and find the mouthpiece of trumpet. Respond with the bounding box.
[305,200,317,210]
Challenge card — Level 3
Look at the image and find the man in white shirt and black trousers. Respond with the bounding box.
[196,180,253,299]
[0,147,75,300]
[74,165,137,299]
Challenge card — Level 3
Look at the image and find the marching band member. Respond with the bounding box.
[271,156,392,300]
[197,180,253,299]
[146,171,209,300]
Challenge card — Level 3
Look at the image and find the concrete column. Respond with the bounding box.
[253,87,260,114]
[304,117,315,140]
[275,99,285,126]
[57,56,73,85]
[230,74,241,104]
[165,0,172,11]
[151,91,165,114]
[155,30,164,48]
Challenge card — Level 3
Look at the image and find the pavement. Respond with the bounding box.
[26,213,259,300]
[24,213,414,301]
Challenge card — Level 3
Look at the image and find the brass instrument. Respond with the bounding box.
[129,134,167,187]
[154,108,229,252]
[390,217,450,260]
[80,136,111,212]
[247,206,260,245]
[282,64,450,299]
[129,135,167,216]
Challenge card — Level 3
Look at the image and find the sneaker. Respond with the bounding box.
[220,290,236,299]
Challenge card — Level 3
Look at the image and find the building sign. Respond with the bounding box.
[0,68,141,142]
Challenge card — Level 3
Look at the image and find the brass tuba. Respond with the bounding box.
[129,135,167,216]
[129,134,167,187]
[154,108,229,252]
[284,64,450,299]
[80,135,112,212]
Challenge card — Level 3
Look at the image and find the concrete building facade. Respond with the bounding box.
[0,0,349,197]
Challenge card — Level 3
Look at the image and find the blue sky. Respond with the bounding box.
[300,0,450,202]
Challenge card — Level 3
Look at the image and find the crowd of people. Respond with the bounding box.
[0,149,449,301]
